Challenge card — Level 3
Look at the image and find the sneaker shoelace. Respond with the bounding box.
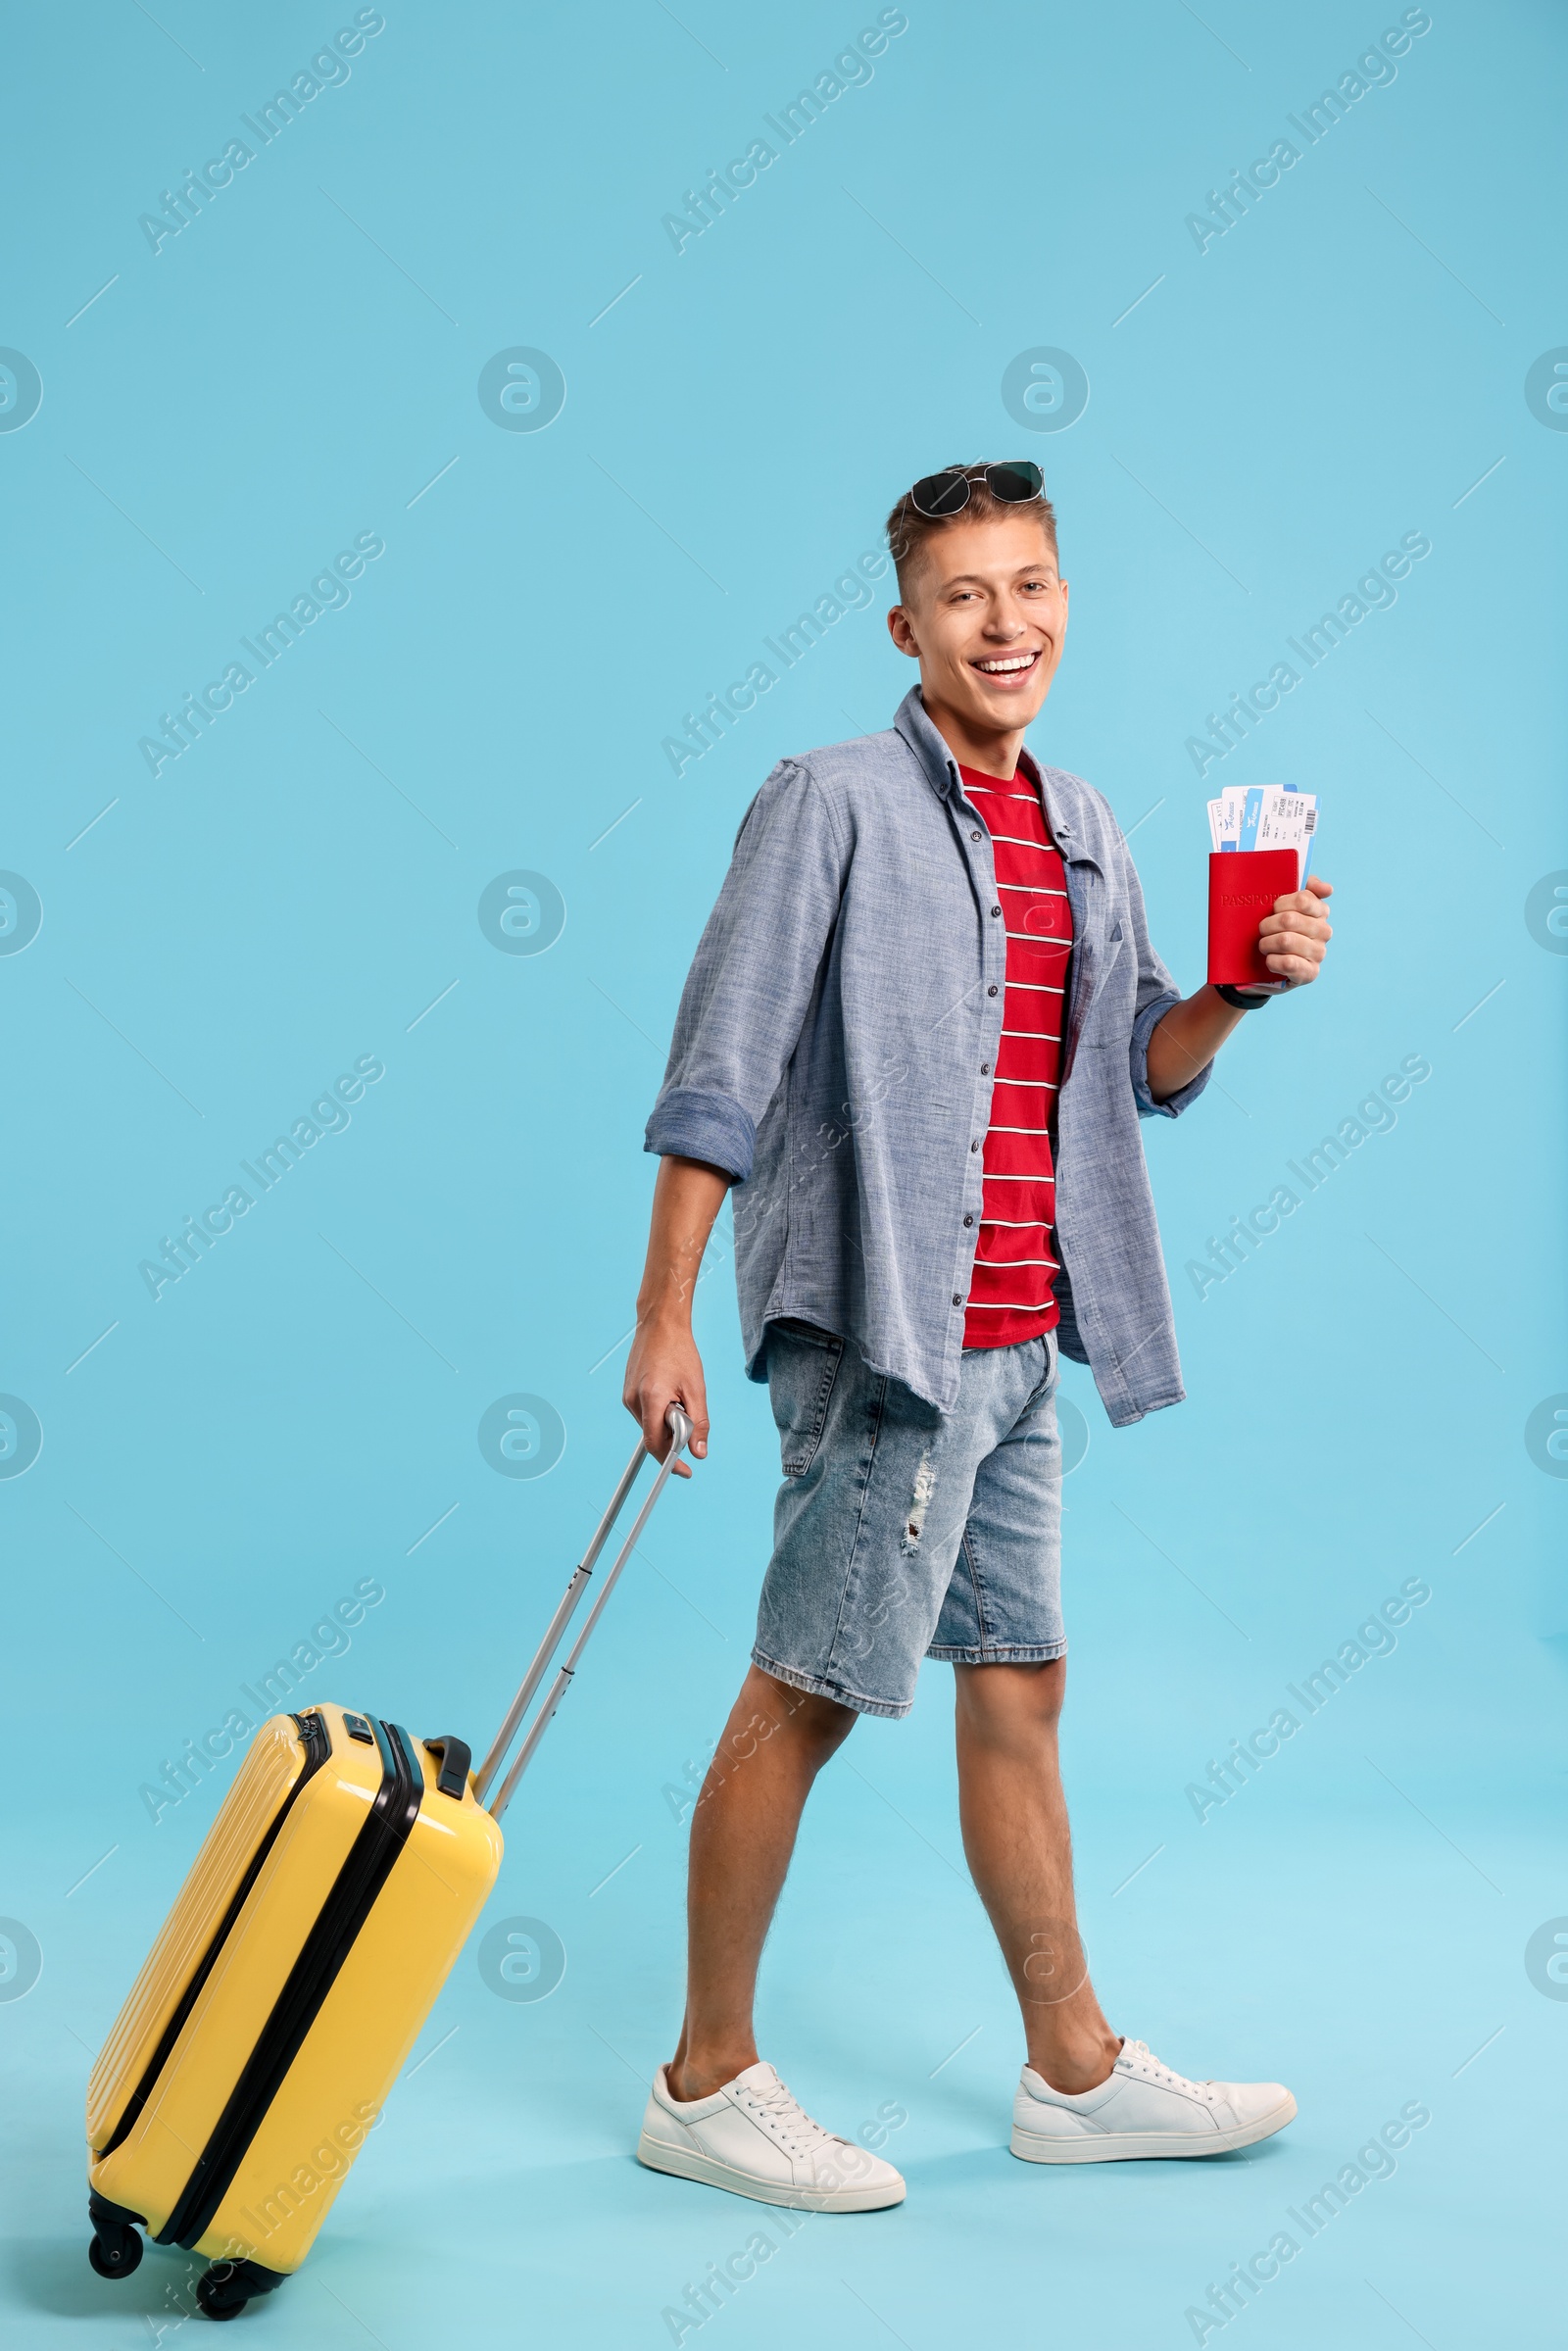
[740,2073,843,2161]
[1120,2040,1218,2103]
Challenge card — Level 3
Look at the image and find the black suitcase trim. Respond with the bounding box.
[159,1716,423,2251]
[96,1711,333,2162]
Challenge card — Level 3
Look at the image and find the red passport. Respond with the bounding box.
[1207,849,1299,989]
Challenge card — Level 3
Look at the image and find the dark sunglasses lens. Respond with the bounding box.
[986,462,1044,504]
[910,469,972,517]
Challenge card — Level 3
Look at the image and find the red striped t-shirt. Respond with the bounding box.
[959,756,1073,1349]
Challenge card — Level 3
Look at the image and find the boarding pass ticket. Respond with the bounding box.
[1206,784,1318,881]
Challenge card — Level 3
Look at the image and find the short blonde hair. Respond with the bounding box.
[885,466,1058,600]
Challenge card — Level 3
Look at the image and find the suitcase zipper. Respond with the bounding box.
[95,1710,333,2162]
[158,1716,422,2250]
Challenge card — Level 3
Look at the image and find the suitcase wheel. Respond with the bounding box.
[196,2259,284,2322]
[86,2197,145,2282]
[87,2224,142,2280]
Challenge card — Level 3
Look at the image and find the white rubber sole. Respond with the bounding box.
[1009,2090,1298,2164]
[637,2129,906,2211]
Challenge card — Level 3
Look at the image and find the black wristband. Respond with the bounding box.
[1215,982,1273,1010]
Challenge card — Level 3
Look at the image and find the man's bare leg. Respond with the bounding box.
[953,1657,1121,2091]
[666,1665,857,2102]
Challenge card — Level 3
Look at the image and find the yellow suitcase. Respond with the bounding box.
[85,1410,691,2319]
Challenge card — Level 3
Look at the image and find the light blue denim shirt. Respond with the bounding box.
[646,688,1209,1426]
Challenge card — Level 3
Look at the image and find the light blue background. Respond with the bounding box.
[2,2,1563,2343]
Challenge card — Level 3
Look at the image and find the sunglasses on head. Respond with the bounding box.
[907,461,1045,518]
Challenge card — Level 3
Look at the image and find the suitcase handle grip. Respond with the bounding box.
[473,1403,693,1818]
[421,1736,472,1799]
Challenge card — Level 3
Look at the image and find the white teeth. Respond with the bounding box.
[976,653,1036,673]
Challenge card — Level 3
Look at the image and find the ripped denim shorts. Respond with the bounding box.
[753,1320,1064,1720]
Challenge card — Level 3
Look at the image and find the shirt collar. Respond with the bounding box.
[893,686,959,798]
[892,687,1078,854]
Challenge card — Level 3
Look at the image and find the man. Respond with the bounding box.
[623,462,1332,2211]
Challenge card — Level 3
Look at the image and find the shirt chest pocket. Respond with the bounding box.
[1074,914,1139,1052]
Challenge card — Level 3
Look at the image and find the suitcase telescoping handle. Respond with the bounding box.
[474,1403,693,1823]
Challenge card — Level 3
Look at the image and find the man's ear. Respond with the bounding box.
[886,605,919,658]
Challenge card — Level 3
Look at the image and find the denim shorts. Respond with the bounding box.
[753,1323,1065,1720]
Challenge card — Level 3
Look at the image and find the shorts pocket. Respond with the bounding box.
[768,1322,845,1477]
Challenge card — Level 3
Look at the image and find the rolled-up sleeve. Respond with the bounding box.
[1122,844,1211,1120]
[645,759,847,1182]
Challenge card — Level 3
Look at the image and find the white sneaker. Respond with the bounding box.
[1011,2038,1297,2163]
[637,2061,906,2211]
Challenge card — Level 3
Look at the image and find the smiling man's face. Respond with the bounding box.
[887,511,1068,766]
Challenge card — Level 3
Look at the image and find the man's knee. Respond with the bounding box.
[745,1666,858,1758]
[955,1657,1066,1737]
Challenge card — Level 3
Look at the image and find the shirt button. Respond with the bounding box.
[963,1214,974,1228]
[971,829,981,842]
[987,985,999,998]
[970,1139,980,1152]
[992,905,1002,918]
[981,1062,991,1075]
[953,1294,962,1306]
